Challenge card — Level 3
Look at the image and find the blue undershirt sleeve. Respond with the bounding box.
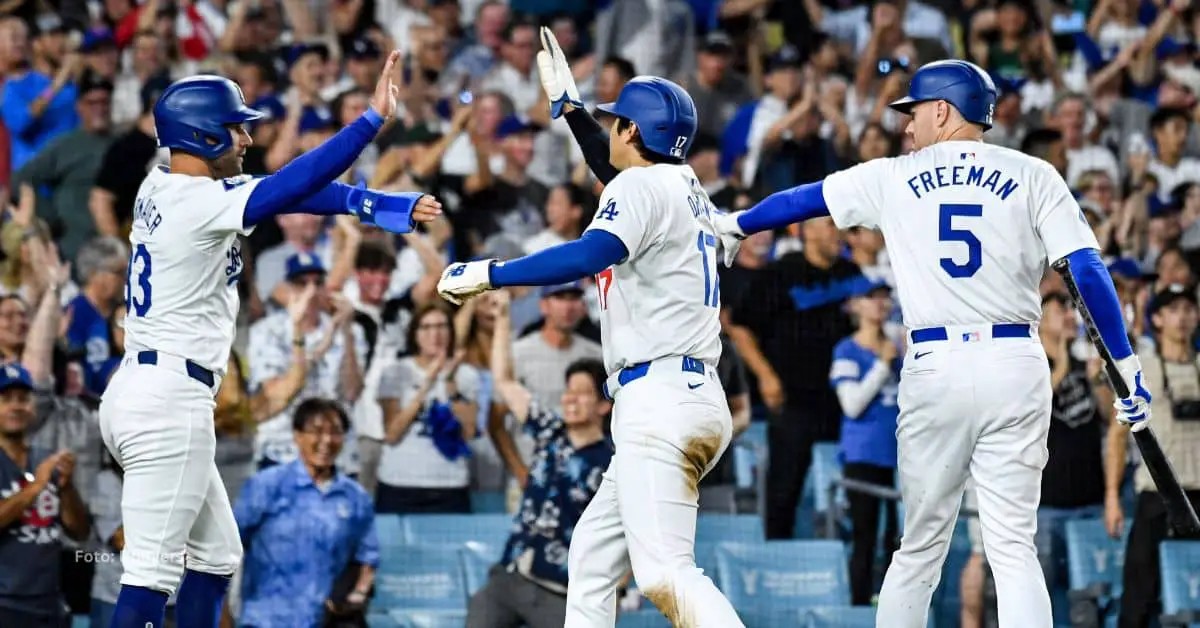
[735,181,831,234]
[1063,247,1133,361]
[489,230,629,287]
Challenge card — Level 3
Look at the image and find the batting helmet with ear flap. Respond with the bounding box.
[596,76,698,159]
[888,60,998,130]
[153,75,264,160]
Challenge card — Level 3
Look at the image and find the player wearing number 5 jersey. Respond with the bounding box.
[714,60,1151,628]
[99,56,442,628]
[438,28,743,628]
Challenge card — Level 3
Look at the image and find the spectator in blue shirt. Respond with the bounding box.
[467,290,613,628]
[828,279,901,606]
[64,236,127,398]
[233,398,379,628]
[1,14,80,174]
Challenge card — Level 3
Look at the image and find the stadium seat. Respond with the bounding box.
[70,616,90,628]
[390,609,469,627]
[368,611,402,627]
[804,606,877,628]
[616,609,671,627]
[461,541,500,596]
[372,546,469,613]
[809,443,848,538]
[1159,541,1200,627]
[470,490,507,513]
[696,514,764,544]
[375,513,405,547]
[714,540,850,614]
[403,513,514,548]
[1065,518,1129,625]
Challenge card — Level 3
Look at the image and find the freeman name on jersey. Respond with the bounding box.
[906,164,1020,201]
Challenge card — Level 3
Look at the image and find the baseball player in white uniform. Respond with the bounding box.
[712,60,1152,628]
[437,38,745,627]
[99,55,441,628]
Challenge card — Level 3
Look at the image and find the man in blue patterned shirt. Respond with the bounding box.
[467,291,613,628]
[232,398,379,627]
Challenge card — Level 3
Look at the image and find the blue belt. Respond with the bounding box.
[137,351,216,388]
[910,323,1032,344]
[603,356,706,400]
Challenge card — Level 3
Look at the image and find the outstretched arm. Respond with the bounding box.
[490,230,628,287]
[734,181,831,234]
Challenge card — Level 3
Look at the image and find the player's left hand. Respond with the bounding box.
[349,187,442,234]
[536,27,583,118]
[437,260,495,306]
[1113,356,1152,431]
[712,210,747,267]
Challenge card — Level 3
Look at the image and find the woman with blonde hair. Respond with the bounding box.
[0,219,76,305]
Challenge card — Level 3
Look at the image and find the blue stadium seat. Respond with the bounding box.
[714,540,850,614]
[372,546,469,613]
[70,616,90,628]
[931,516,974,628]
[616,609,671,627]
[1065,518,1129,624]
[733,421,767,489]
[809,443,844,518]
[470,490,507,513]
[461,541,501,596]
[695,541,720,581]
[696,514,764,544]
[375,513,405,546]
[403,513,514,548]
[1159,541,1200,627]
[390,609,469,627]
[368,611,402,627]
[804,606,877,628]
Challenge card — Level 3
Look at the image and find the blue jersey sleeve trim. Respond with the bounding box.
[736,181,830,234]
[1064,247,1133,361]
[489,230,629,287]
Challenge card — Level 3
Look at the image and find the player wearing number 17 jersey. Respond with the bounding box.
[438,71,744,626]
[713,60,1151,628]
[98,58,443,628]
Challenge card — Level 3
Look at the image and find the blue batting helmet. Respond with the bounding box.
[154,75,264,160]
[597,76,698,159]
[888,60,998,130]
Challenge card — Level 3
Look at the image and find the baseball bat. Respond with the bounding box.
[1051,258,1200,536]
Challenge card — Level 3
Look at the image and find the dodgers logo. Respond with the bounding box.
[225,244,244,286]
[597,200,619,221]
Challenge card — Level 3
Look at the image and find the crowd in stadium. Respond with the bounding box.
[0,0,1199,626]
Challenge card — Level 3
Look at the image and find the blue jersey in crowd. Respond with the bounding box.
[828,337,900,468]
[1,72,78,173]
[234,460,379,627]
[501,405,613,589]
[64,295,112,396]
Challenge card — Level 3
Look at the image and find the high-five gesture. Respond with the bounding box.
[536,27,583,118]
[370,50,403,119]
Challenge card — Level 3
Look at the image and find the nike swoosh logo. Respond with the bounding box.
[914,351,932,360]
[687,382,704,389]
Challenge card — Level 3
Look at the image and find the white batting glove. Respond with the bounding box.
[437,260,495,306]
[536,27,583,119]
[1113,355,1152,431]
[712,210,747,267]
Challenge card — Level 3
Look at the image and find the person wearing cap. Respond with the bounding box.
[685,31,754,139]
[12,69,114,260]
[80,27,118,81]
[738,44,804,187]
[1049,93,1121,188]
[984,77,1027,151]
[91,73,172,239]
[1108,283,1200,626]
[253,211,331,308]
[461,114,548,257]
[493,281,600,509]
[0,362,89,625]
[828,279,901,605]
[248,252,367,470]
[1035,292,1112,622]
[1,13,82,173]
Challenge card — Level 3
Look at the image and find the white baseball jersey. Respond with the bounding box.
[822,140,1099,328]
[122,167,260,371]
[583,164,723,374]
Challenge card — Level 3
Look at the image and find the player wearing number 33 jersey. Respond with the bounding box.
[715,60,1149,628]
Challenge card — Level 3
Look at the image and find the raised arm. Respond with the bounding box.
[489,290,531,423]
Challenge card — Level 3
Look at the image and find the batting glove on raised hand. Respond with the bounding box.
[536,27,583,119]
[438,260,495,305]
[712,210,747,267]
[1113,355,1152,431]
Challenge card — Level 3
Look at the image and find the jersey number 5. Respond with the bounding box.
[939,203,983,279]
[125,243,153,317]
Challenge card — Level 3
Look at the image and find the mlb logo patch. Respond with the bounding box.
[962,331,981,342]
[960,152,975,160]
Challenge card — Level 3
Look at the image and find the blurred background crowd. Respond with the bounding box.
[1,0,1200,626]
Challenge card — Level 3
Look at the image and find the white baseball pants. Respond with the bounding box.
[564,358,743,627]
[876,324,1053,628]
[98,354,242,596]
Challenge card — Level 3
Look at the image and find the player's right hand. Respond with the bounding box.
[438,260,495,306]
[370,49,402,119]
[536,27,583,118]
[1113,356,1151,431]
[712,210,747,267]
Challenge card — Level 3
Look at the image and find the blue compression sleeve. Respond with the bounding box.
[243,108,384,227]
[1064,247,1133,361]
[736,181,831,234]
[489,230,629,287]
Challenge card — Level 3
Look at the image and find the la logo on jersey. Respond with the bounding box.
[597,199,619,221]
